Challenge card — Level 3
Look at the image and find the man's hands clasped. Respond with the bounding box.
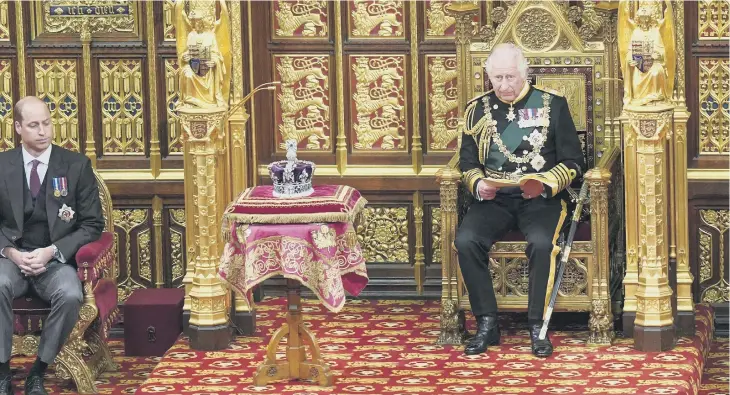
[476,179,498,201]
[5,246,54,276]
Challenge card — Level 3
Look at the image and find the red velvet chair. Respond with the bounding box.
[11,169,118,394]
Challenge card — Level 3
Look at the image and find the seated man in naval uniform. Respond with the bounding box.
[0,96,105,395]
[455,44,584,358]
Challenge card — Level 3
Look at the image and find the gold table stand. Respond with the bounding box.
[253,279,333,386]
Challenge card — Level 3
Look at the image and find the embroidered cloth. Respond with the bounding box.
[218,185,368,313]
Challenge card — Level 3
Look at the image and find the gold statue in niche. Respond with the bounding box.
[175,0,232,109]
[618,0,675,106]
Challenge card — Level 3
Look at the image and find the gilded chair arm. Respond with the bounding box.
[75,231,115,285]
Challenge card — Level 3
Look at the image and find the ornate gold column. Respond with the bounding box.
[80,21,96,167]
[621,111,639,336]
[178,108,231,350]
[627,105,675,351]
[436,1,480,346]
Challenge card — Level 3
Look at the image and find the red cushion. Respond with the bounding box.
[76,231,115,283]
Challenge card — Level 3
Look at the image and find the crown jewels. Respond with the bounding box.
[268,140,316,198]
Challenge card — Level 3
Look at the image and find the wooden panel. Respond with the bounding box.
[348,0,405,39]
[99,58,145,155]
[113,207,154,302]
[165,205,187,288]
[0,58,13,150]
[688,180,730,305]
[272,1,329,39]
[33,59,81,152]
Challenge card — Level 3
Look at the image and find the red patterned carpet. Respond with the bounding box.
[699,337,729,395]
[135,298,718,395]
[7,339,152,394]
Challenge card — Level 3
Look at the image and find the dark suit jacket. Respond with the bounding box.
[0,145,104,263]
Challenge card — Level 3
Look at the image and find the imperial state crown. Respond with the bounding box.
[268,140,316,198]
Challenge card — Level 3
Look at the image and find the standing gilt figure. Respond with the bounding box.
[175,0,232,109]
[618,0,676,106]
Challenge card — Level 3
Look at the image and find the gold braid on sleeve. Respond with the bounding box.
[463,98,496,164]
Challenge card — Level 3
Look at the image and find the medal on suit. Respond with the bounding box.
[52,177,61,197]
[60,177,68,196]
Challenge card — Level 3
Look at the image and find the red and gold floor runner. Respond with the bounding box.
[136,298,717,395]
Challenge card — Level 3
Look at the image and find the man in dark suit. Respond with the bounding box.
[456,44,585,358]
[0,96,104,395]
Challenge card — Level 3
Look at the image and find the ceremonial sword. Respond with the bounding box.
[538,181,590,340]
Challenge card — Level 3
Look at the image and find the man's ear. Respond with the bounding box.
[14,120,20,135]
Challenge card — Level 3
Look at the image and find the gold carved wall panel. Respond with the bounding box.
[698,58,729,155]
[431,207,442,264]
[699,0,730,40]
[0,0,9,41]
[349,0,404,38]
[163,0,176,41]
[350,55,407,151]
[34,0,139,37]
[34,59,80,152]
[113,208,151,303]
[99,59,145,155]
[357,206,409,263]
[425,0,456,38]
[273,0,328,39]
[274,55,331,151]
[0,59,12,151]
[698,209,729,304]
[164,58,183,154]
[426,55,459,151]
[169,208,187,285]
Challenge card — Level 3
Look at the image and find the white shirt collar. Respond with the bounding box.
[22,144,53,167]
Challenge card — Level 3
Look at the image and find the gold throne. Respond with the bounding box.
[438,1,622,346]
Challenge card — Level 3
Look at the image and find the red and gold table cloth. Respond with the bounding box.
[218,185,369,312]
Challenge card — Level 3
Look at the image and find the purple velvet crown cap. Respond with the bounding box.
[267,159,316,198]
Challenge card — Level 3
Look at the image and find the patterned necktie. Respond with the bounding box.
[30,159,41,198]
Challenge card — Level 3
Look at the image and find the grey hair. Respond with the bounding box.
[484,43,529,79]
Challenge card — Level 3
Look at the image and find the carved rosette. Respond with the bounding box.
[513,7,560,52]
[627,106,674,329]
[427,56,460,151]
[274,55,331,151]
[350,55,407,151]
[273,0,328,38]
[349,0,404,38]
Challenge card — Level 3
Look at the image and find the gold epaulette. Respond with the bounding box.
[533,85,564,98]
[466,90,494,105]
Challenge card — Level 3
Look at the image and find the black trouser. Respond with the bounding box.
[454,191,567,323]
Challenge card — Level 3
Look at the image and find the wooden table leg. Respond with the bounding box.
[253,278,333,386]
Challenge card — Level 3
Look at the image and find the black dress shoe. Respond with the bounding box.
[529,323,553,358]
[0,375,12,395]
[24,374,47,395]
[464,315,500,355]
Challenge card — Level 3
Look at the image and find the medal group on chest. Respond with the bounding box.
[481,92,552,173]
